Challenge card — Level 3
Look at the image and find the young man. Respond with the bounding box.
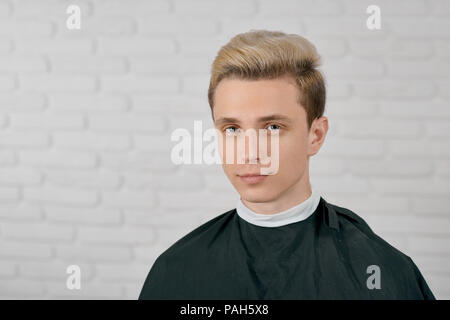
[139,30,435,300]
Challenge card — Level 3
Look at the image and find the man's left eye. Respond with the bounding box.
[267,124,280,131]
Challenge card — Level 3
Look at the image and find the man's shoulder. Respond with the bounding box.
[326,200,414,267]
[157,208,236,261]
[327,201,435,299]
[326,201,373,231]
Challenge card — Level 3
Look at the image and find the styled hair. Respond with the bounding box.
[207,30,326,131]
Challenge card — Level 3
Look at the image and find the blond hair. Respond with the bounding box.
[207,30,326,130]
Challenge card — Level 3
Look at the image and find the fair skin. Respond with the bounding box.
[213,75,329,215]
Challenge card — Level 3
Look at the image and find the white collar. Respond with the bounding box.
[235,186,321,228]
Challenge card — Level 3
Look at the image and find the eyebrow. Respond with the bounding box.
[214,114,293,126]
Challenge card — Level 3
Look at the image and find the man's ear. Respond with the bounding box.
[307,116,328,156]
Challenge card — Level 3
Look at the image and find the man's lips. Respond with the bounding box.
[238,174,268,184]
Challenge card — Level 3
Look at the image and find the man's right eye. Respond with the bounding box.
[224,127,240,135]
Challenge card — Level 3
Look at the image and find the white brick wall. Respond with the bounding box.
[0,0,449,299]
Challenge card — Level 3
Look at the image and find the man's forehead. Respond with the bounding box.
[215,77,299,102]
[214,112,299,127]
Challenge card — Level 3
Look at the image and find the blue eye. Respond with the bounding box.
[267,124,280,131]
[225,126,240,135]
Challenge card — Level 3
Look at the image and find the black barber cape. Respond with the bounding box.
[139,197,435,299]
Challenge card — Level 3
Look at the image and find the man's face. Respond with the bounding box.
[213,76,315,203]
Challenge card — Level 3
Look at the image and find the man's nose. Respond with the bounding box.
[236,129,260,165]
